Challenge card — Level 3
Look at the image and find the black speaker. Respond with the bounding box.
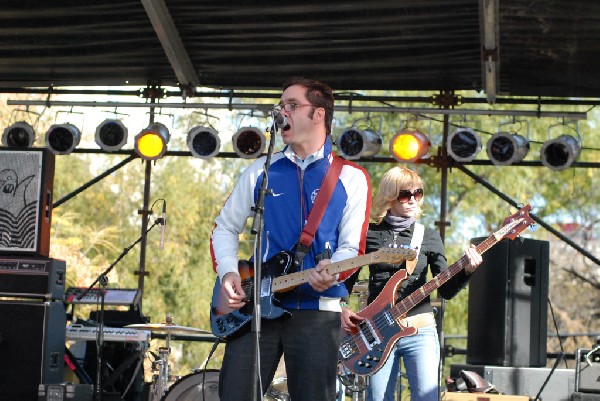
[0,300,66,401]
[0,149,55,257]
[467,238,549,367]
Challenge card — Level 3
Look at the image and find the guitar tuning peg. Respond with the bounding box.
[529,223,539,232]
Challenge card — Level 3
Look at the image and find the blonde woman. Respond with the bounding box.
[342,166,481,401]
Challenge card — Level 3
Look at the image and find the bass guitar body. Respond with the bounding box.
[338,269,417,376]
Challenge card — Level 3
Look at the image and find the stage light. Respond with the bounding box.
[337,127,382,160]
[540,134,581,171]
[45,123,81,155]
[232,127,265,159]
[486,132,530,166]
[389,130,431,163]
[95,119,128,152]
[447,128,482,162]
[187,126,220,159]
[134,122,170,161]
[2,121,35,148]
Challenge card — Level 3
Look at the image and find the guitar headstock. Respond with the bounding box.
[372,247,417,263]
[495,204,534,241]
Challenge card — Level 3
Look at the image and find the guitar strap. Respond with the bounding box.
[293,155,344,268]
[405,222,424,275]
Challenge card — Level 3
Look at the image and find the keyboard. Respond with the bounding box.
[66,324,150,343]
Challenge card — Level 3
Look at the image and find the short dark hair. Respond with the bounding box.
[282,77,334,135]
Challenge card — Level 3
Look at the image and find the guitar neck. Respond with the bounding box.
[391,234,500,317]
[272,252,386,292]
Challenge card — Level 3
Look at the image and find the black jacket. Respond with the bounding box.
[344,220,471,317]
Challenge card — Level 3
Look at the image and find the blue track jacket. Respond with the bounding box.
[211,138,371,312]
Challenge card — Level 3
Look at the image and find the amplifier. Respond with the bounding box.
[450,364,575,401]
[576,348,600,393]
[38,383,93,401]
[0,257,65,299]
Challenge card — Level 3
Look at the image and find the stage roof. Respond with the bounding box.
[1,0,599,99]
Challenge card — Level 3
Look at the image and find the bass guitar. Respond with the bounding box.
[210,247,417,339]
[338,205,534,375]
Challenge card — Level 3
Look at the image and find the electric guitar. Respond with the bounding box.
[338,205,534,376]
[210,247,417,339]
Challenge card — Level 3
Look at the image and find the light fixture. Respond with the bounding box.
[45,123,81,155]
[337,127,382,160]
[540,134,581,171]
[486,131,530,166]
[389,129,431,163]
[2,121,35,148]
[232,127,265,159]
[95,119,128,152]
[187,126,220,159]
[447,127,482,162]
[134,122,170,160]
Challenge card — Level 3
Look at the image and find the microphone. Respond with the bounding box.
[159,202,166,250]
[270,110,288,132]
[274,112,287,128]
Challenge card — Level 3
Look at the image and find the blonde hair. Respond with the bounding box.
[371,166,425,223]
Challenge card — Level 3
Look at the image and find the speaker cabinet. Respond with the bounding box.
[467,238,549,367]
[0,301,66,401]
[0,149,55,257]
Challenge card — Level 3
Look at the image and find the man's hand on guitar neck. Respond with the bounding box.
[221,272,247,310]
[307,259,337,292]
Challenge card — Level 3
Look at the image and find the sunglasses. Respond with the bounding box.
[397,188,424,203]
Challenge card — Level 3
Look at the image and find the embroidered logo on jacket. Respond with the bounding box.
[311,189,319,204]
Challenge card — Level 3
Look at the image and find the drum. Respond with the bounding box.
[264,377,289,401]
[161,369,220,401]
[263,355,289,401]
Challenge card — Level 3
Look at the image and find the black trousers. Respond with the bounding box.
[219,310,341,401]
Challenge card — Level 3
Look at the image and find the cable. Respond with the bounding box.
[547,299,569,369]
[200,338,221,401]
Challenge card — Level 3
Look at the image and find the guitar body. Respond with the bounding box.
[338,205,535,376]
[210,250,294,339]
[339,269,417,376]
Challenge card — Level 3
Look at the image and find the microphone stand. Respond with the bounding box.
[249,121,278,401]
[77,217,164,401]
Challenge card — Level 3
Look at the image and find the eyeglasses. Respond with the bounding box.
[276,103,313,112]
[397,188,424,203]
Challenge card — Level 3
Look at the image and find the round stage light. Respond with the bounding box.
[232,127,265,159]
[389,130,431,163]
[134,122,170,160]
[2,121,35,148]
[187,126,220,159]
[46,123,81,155]
[337,127,382,160]
[540,134,581,171]
[486,132,530,166]
[95,119,128,152]
[447,128,482,162]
